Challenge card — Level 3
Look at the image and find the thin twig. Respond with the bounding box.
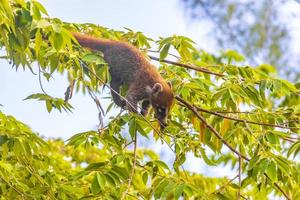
[149,55,224,77]
[193,104,300,130]
[123,131,138,199]
[123,140,134,150]
[210,174,239,195]
[145,49,181,60]
[38,66,47,94]
[125,192,142,200]
[240,195,248,200]
[0,177,29,199]
[264,173,291,200]
[176,96,291,200]
[215,110,255,114]
[19,157,56,200]
[238,156,242,200]
[87,86,105,129]
[277,120,300,125]
[176,96,249,161]
[64,80,75,102]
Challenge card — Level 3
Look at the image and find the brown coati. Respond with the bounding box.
[72,32,174,128]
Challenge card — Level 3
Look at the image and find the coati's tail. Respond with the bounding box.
[72,32,116,52]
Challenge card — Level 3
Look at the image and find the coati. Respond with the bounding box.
[72,32,174,128]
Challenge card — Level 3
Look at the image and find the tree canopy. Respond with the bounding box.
[0,0,300,199]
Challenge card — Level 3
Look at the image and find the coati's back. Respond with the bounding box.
[72,32,143,83]
[72,32,174,128]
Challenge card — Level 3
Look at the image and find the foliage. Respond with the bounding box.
[0,0,300,199]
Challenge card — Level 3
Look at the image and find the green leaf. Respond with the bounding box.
[142,172,148,185]
[224,49,245,62]
[287,141,300,159]
[52,33,64,51]
[104,173,116,187]
[154,179,169,199]
[129,117,137,139]
[91,173,101,194]
[85,162,107,171]
[160,43,170,60]
[111,166,128,180]
[199,146,217,166]
[154,160,169,170]
[174,184,185,199]
[33,1,49,16]
[0,161,13,172]
[82,53,106,65]
[97,173,106,188]
[183,184,194,197]
[266,161,277,182]
[45,100,52,113]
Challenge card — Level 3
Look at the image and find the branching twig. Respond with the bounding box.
[38,65,47,94]
[144,49,181,60]
[149,55,224,77]
[240,195,248,200]
[193,104,300,130]
[0,177,30,199]
[210,174,239,195]
[87,86,105,129]
[123,140,134,150]
[176,96,249,161]
[214,110,255,114]
[264,173,291,200]
[64,80,75,102]
[176,96,291,200]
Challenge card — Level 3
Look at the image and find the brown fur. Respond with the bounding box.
[72,32,174,128]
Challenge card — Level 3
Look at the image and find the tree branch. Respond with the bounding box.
[38,66,47,94]
[176,96,249,161]
[176,96,291,200]
[0,177,30,199]
[148,55,224,77]
[264,173,291,200]
[192,104,300,130]
[210,174,239,195]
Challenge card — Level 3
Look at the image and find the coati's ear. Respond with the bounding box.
[167,81,172,89]
[152,83,163,96]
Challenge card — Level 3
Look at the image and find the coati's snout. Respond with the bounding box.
[148,83,174,130]
[154,107,168,129]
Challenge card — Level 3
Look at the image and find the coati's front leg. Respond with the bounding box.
[125,84,147,113]
[141,100,150,116]
[125,94,138,113]
[110,79,126,108]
